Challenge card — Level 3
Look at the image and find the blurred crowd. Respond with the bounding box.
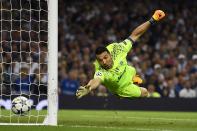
[0,0,48,95]
[58,0,197,98]
[0,0,196,98]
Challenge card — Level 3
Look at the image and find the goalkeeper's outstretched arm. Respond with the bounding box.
[76,78,101,99]
[130,10,165,42]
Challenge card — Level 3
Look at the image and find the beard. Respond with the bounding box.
[103,62,113,70]
[103,65,111,70]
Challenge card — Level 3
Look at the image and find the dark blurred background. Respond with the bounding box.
[0,0,196,102]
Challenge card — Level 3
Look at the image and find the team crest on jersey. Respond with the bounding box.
[119,61,123,65]
[96,72,102,76]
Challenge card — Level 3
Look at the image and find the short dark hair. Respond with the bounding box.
[95,46,109,55]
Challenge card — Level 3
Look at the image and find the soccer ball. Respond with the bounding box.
[11,96,32,115]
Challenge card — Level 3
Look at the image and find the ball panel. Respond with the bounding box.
[11,96,31,115]
[11,106,19,114]
[22,105,29,112]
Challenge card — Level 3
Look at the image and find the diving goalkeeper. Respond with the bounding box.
[76,10,165,99]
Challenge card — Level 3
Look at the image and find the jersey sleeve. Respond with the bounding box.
[118,37,134,53]
[94,70,105,83]
[107,37,134,54]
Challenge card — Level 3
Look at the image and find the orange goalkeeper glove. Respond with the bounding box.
[133,75,143,85]
[149,10,165,24]
[152,10,165,21]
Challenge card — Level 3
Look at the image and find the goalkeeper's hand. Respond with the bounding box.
[152,10,165,21]
[133,75,143,85]
[76,85,91,99]
[149,10,165,25]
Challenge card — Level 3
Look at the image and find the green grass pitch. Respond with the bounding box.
[0,110,197,131]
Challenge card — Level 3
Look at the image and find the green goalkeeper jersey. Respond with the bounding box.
[94,38,136,95]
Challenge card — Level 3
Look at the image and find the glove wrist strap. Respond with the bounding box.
[149,17,157,25]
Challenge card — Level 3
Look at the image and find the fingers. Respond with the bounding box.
[76,87,84,95]
[76,85,91,99]
[153,10,165,21]
[76,90,82,99]
[133,75,143,84]
[77,95,83,99]
[78,86,85,90]
[76,86,86,99]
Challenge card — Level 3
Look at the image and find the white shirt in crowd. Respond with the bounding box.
[179,88,196,98]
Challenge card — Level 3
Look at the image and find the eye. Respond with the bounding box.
[104,55,108,59]
[97,59,103,63]
[98,59,102,61]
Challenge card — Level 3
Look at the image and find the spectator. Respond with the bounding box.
[79,73,88,86]
[1,0,197,98]
[179,81,196,98]
[60,69,80,95]
[147,84,161,98]
[58,0,197,98]
[13,67,35,95]
[96,85,108,97]
[190,54,197,73]
[177,54,187,73]
[166,80,177,98]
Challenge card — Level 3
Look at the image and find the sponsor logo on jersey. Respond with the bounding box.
[115,67,119,73]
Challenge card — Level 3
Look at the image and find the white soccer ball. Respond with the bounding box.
[11,96,32,115]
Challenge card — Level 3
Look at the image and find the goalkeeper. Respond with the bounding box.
[76,10,165,99]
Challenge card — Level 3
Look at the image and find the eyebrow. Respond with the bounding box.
[97,53,108,60]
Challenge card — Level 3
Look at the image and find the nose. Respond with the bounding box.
[103,60,107,64]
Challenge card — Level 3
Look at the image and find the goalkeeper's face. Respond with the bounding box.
[96,51,113,70]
